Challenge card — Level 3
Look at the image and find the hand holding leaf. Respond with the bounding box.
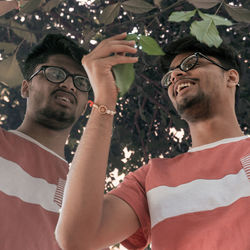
[113,34,165,96]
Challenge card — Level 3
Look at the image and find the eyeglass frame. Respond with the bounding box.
[28,65,91,92]
[161,52,230,88]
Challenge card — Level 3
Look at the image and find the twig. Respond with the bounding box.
[147,108,158,137]
[134,96,148,161]
[215,0,224,15]
[104,0,186,31]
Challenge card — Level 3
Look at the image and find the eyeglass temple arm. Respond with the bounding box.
[197,52,229,71]
[28,68,43,81]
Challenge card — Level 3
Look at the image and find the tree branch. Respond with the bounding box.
[103,0,186,32]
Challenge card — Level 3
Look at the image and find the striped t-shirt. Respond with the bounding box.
[0,128,69,250]
[110,136,250,250]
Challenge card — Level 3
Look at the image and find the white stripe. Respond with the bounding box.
[189,135,249,152]
[147,169,250,228]
[0,157,60,213]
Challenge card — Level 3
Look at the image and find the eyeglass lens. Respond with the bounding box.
[45,67,90,91]
[180,55,198,71]
[163,54,198,87]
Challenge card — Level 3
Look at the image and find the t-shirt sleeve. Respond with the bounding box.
[108,164,151,249]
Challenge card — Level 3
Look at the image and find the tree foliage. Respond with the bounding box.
[0,0,249,192]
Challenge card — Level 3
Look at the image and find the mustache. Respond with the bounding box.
[175,77,198,84]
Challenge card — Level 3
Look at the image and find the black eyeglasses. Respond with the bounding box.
[28,65,91,92]
[161,52,229,88]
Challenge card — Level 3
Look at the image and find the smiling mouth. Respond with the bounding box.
[53,90,77,105]
[56,96,71,104]
[176,82,195,96]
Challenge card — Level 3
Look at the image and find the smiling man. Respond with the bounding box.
[55,34,250,250]
[0,34,89,249]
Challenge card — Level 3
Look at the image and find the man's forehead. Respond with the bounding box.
[40,54,85,74]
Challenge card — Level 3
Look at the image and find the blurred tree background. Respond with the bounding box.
[0,0,249,193]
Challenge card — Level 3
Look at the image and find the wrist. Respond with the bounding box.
[94,97,117,110]
[92,103,116,116]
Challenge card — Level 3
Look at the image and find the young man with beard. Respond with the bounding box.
[0,34,90,249]
[56,33,250,250]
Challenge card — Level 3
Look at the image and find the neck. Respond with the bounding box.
[17,120,72,159]
[188,113,244,148]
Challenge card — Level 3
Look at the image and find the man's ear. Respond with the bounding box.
[21,80,30,98]
[226,69,239,88]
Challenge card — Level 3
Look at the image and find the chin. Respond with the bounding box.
[176,94,211,122]
[38,108,76,129]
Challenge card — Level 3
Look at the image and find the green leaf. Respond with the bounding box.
[190,20,222,48]
[224,4,250,24]
[187,0,220,9]
[42,0,62,12]
[10,21,37,44]
[0,42,17,54]
[198,10,232,26]
[20,0,42,14]
[122,0,156,14]
[139,35,165,55]
[125,34,139,41]
[112,63,135,96]
[0,54,24,87]
[168,10,197,22]
[99,3,121,25]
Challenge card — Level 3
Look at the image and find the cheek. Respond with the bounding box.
[167,87,175,103]
[29,83,50,102]
[77,94,88,113]
[29,89,45,105]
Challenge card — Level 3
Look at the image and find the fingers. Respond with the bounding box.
[80,33,138,102]
[97,55,138,67]
[87,41,137,60]
[104,32,128,41]
[82,34,138,67]
[82,53,138,76]
[104,43,137,55]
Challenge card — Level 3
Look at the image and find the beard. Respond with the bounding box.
[176,90,212,123]
[36,106,76,130]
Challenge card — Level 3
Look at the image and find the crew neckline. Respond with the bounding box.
[189,135,250,153]
[9,130,67,163]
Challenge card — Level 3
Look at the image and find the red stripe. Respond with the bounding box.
[151,197,250,250]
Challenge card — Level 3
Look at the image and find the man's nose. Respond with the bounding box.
[59,76,76,93]
[170,69,187,84]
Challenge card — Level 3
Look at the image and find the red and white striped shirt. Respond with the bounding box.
[110,136,250,250]
[0,128,68,249]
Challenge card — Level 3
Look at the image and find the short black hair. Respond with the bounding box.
[160,35,242,106]
[23,33,88,80]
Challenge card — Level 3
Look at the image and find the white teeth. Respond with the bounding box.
[57,96,70,103]
[177,82,192,94]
